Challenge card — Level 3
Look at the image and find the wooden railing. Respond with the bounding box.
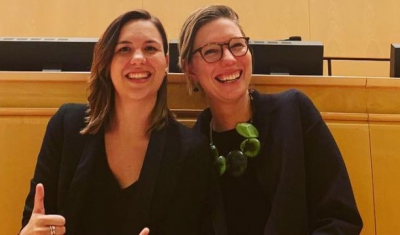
[324,56,391,76]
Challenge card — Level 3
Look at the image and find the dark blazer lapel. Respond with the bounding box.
[252,90,277,196]
[64,132,103,235]
[134,127,167,223]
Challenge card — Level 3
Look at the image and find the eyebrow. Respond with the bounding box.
[116,39,161,46]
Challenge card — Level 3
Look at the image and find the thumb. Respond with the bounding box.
[32,183,45,214]
[139,227,149,235]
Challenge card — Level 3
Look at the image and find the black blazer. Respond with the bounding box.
[21,103,218,235]
[195,89,363,235]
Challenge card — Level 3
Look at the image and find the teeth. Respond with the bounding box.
[127,72,150,79]
[217,71,240,82]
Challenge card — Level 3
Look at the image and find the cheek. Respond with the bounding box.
[109,66,119,84]
[238,54,253,77]
[109,59,124,85]
[153,56,168,72]
[243,53,253,68]
[193,61,214,78]
[110,57,122,74]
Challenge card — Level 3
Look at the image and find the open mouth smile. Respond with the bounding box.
[126,72,151,80]
[215,71,242,83]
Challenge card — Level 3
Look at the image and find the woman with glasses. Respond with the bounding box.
[178,5,363,235]
[19,10,218,235]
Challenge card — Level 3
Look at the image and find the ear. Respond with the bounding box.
[184,61,198,82]
[165,54,170,73]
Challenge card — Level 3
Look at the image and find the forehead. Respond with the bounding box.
[194,18,243,46]
[119,19,162,42]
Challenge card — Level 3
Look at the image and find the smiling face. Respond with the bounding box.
[187,18,252,104]
[110,19,168,103]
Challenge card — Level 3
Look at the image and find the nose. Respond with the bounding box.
[220,46,236,65]
[130,50,146,64]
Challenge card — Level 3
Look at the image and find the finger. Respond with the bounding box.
[56,225,67,235]
[33,183,45,214]
[49,225,66,235]
[139,227,150,235]
[43,214,66,226]
[35,214,66,228]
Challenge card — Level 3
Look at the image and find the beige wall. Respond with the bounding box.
[1,0,400,76]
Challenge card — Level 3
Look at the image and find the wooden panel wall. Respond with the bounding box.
[0,0,142,38]
[309,0,400,77]
[369,123,400,235]
[2,0,400,77]
[0,115,49,233]
[367,78,400,235]
[144,0,310,42]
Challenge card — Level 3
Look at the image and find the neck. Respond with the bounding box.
[209,90,252,132]
[109,96,156,137]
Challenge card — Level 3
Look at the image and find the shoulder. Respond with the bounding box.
[54,103,87,118]
[56,103,88,118]
[163,119,210,171]
[278,88,310,102]
[252,89,322,132]
[253,88,318,115]
[253,88,312,107]
[168,119,208,146]
[47,103,88,134]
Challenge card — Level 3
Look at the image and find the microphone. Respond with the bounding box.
[282,36,302,41]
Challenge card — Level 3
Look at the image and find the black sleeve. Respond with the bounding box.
[297,92,363,234]
[21,104,68,228]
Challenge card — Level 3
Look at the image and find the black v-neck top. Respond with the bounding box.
[212,128,270,235]
[76,138,143,235]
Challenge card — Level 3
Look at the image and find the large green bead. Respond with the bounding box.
[236,123,259,138]
[226,150,248,177]
[240,138,261,157]
[215,156,226,176]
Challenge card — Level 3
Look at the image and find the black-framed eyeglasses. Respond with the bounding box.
[192,37,250,63]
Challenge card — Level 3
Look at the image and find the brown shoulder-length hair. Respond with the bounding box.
[80,9,174,135]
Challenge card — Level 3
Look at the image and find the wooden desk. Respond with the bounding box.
[2,72,400,235]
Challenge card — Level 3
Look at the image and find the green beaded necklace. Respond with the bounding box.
[209,91,260,177]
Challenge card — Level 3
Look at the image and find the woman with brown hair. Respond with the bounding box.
[19,9,216,235]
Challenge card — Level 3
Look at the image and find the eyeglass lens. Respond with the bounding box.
[201,37,248,63]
